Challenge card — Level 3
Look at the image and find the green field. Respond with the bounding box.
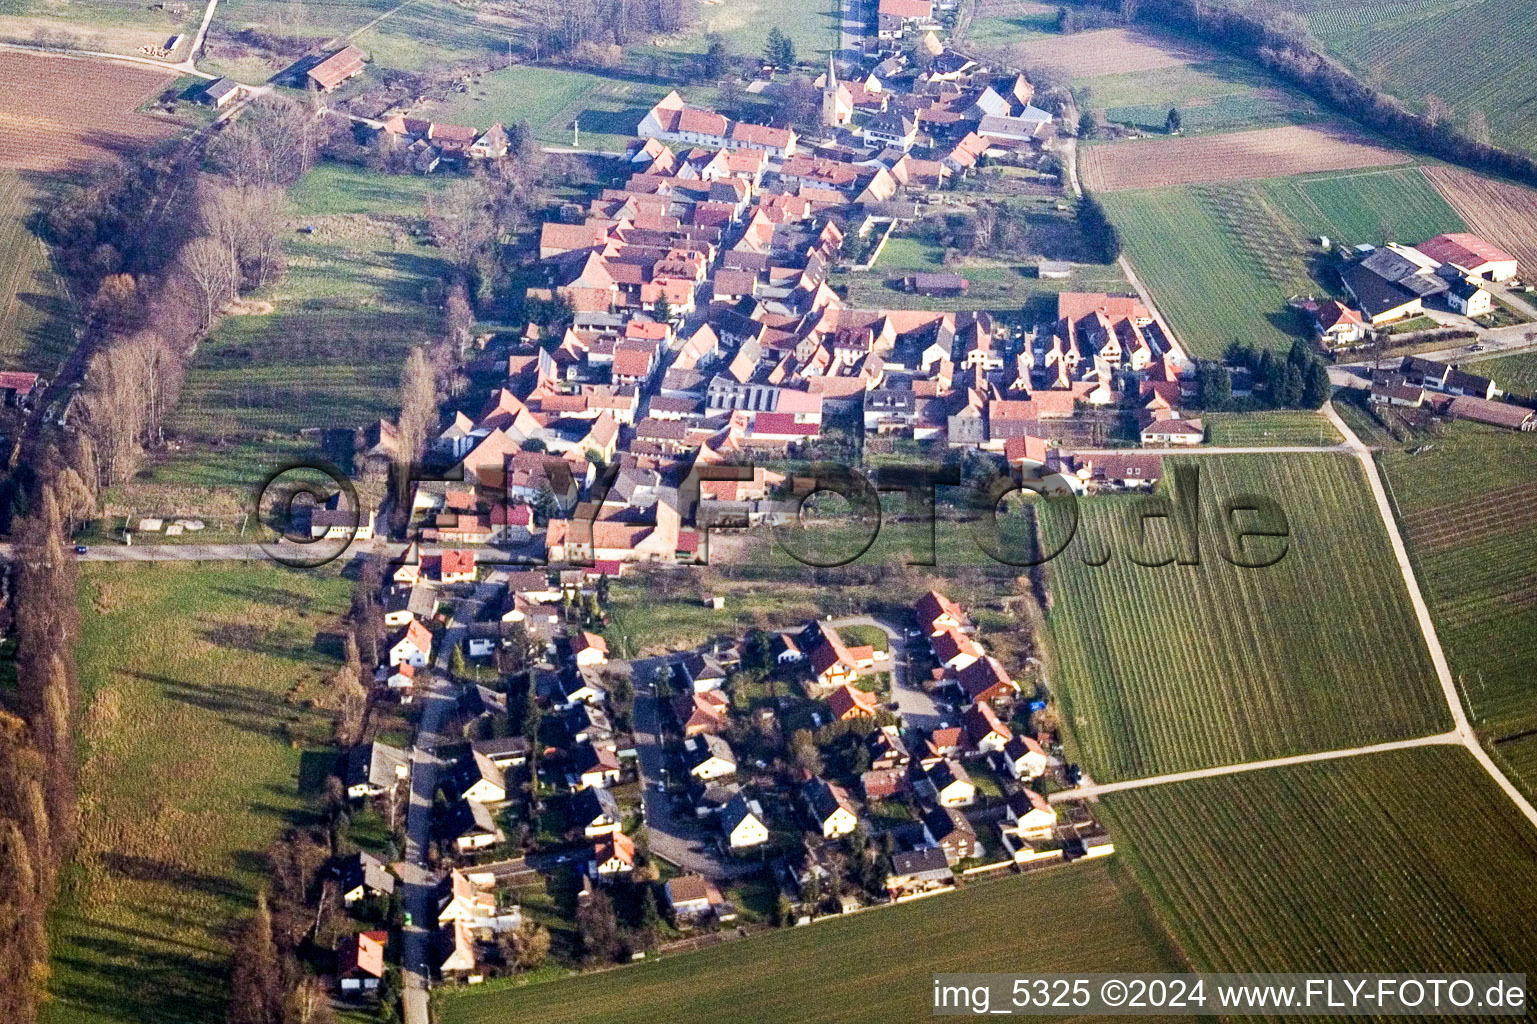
[1379,420,1537,753]
[44,561,352,1024]
[1224,0,1537,159]
[1469,351,1537,400]
[418,64,673,153]
[1043,453,1449,781]
[1202,410,1341,446]
[1103,745,1537,984]
[1103,168,1466,355]
[0,173,74,373]
[435,860,1193,1024]
[1085,57,1325,138]
[155,163,454,490]
[841,217,1129,317]
[0,0,197,52]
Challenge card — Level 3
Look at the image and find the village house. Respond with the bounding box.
[447,798,504,853]
[1002,788,1057,839]
[803,777,860,838]
[1003,734,1049,780]
[720,792,770,849]
[573,743,622,790]
[827,682,879,721]
[308,45,364,92]
[337,851,395,904]
[923,758,976,807]
[388,618,433,668]
[449,750,507,804]
[923,805,981,863]
[961,701,1012,754]
[571,630,609,666]
[345,741,409,799]
[887,845,953,897]
[591,830,636,880]
[685,733,737,780]
[338,931,385,994]
[673,689,730,736]
[572,785,623,837]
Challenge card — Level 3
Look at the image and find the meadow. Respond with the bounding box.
[1469,351,1537,400]
[0,0,195,53]
[1101,167,1466,355]
[1102,745,1537,986]
[1379,420,1537,758]
[155,163,454,493]
[1042,453,1449,781]
[435,859,1194,1024]
[418,64,675,153]
[44,561,352,1024]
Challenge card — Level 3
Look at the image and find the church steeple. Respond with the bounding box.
[821,54,846,127]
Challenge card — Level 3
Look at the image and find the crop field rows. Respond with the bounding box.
[1379,423,1537,748]
[435,861,1192,1024]
[1422,165,1537,272]
[1007,27,1210,78]
[1401,482,1537,552]
[0,51,174,173]
[1102,745,1537,994]
[1081,125,1408,191]
[1103,168,1466,355]
[1194,182,1312,288]
[1042,453,1448,781]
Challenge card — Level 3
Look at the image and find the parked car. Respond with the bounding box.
[74,545,88,555]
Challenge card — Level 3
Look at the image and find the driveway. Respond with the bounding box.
[822,615,944,732]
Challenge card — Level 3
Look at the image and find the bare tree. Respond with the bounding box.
[1423,94,1452,129]
[1468,109,1492,147]
[426,177,498,274]
[180,236,235,326]
[394,347,437,502]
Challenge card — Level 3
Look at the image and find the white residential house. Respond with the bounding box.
[388,619,432,668]
[1003,788,1057,839]
[686,733,737,780]
[1003,734,1049,781]
[804,777,859,838]
[720,793,769,849]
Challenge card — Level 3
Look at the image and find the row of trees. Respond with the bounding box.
[1194,339,1332,410]
[0,488,82,1022]
[1077,193,1122,264]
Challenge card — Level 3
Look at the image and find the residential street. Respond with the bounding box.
[628,654,755,879]
[399,676,457,1024]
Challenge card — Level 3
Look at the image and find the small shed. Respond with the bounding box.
[202,77,241,108]
[905,272,969,296]
[1037,260,1071,280]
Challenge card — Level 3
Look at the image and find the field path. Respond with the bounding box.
[1050,732,1465,802]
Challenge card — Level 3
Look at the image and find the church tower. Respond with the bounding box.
[822,54,844,127]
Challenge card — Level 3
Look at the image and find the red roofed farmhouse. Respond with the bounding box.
[1415,233,1518,282]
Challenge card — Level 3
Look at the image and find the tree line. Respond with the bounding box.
[0,465,83,1021]
[1195,339,1332,411]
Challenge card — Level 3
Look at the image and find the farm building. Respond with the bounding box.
[1038,260,1071,280]
[1415,233,1518,282]
[308,46,365,92]
[1304,299,1366,349]
[905,272,969,297]
[201,77,241,108]
[1339,262,1426,325]
[1444,396,1535,431]
[0,371,39,405]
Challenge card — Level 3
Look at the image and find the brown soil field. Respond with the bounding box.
[1007,27,1210,77]
[1080,125,1409,191]
[1422,165,1537,273]
[0,51,176,174]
